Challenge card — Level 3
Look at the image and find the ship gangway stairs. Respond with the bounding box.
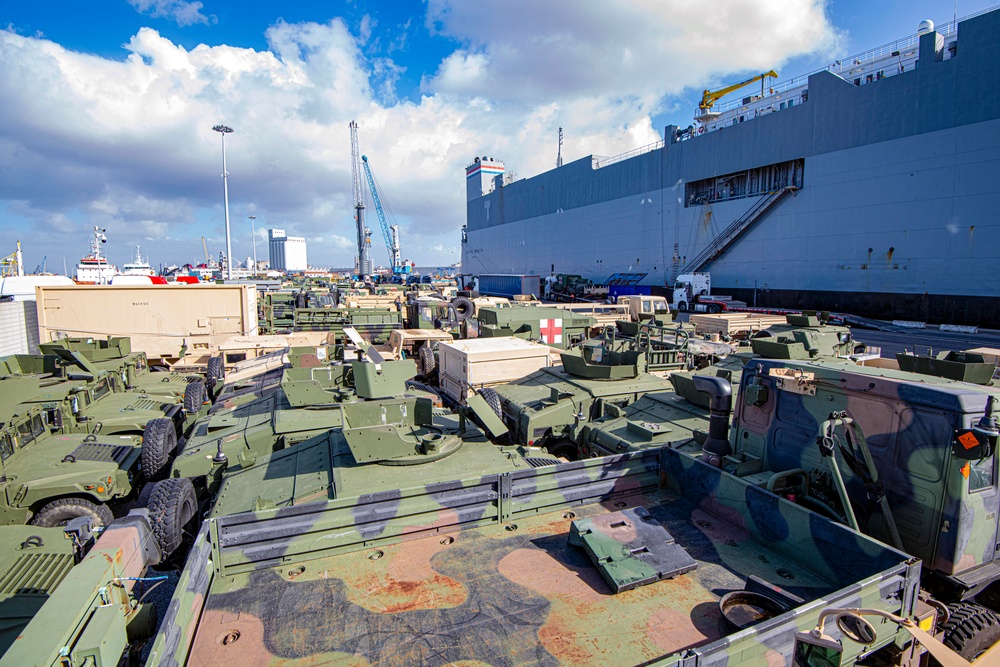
[685,185,798,273]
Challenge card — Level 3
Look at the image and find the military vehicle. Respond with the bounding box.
[0,352,188,440]
[147,442,936,666]
[169,356,425,494]
[475,304,595,349]
[0,393,191,526]
[259,290,402,342]
[0,510,167,665]
[469,334,681,458]
[575,355,1000,660]
[39,336,210,412]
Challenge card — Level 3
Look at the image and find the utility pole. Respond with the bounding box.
[212,124,235,280]
[556,127,564,168]
[349,120,370,279]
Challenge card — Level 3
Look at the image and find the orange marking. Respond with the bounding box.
[961,462,970,479]
[958,431,979,450]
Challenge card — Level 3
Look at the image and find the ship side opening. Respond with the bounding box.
[685,159,804,207]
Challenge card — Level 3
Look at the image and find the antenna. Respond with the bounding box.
[556,127,564,168]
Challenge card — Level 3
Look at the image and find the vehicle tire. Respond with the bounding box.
[707,304,721,314]
[145,478,198,559]
[452,297,475,321]
[678,301,688,312]
[934,602,1000,663]
[140,418,178,481]
[547,438,580,461]
[418,345,437,380]
[478,387,503,419]
[206,356,224,389]
[184,381,206,414]
[31,497,114,528]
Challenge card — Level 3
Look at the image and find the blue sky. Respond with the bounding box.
[1,0,995,271]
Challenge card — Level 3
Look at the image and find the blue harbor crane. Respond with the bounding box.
[361,155,402,273]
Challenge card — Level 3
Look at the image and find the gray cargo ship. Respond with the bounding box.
[462,9,1000,325]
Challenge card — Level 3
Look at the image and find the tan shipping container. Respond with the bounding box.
[35,284,258,365]
[437,337,552,405]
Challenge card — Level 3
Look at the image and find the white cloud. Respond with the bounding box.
[128,0,212,27]
[0,2,840,268]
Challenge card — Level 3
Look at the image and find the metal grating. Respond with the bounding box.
[68,441,134,465]
[131,398,163,410]
[523,457,562,468]
[0,552,75,595]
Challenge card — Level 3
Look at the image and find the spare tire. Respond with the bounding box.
[31,497,114,528]
[145,477,198,559]
[418,345,437,380]
[184,381,206,414]
[206,355,224,389]
[140,417,178,481]
[478,387,503,419]
[452,297,475,321]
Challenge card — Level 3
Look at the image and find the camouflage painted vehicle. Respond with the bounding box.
[0,510,165,665]
[468,335,677,458]
[169,358,422,494]
[39,336,210,411]
[577,355,1000,660]
[147,444,930,666]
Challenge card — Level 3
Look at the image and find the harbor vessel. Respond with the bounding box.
[74,226,117,284]
[462,9,1000,325]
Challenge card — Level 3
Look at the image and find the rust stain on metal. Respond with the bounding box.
[188,608,269,667]
[646,606,716,653]
[498,548,607,602]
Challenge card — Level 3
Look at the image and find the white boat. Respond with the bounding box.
[120,245,155,276]
[75,227,117,284]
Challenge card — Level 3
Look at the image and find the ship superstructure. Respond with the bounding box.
[462,10,1000,325]
[75,227,118,284]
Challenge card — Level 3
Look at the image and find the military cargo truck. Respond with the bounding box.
[577,356,1000,660]
[147,445,931,666]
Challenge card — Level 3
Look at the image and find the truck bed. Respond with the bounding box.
[150,448,918,666]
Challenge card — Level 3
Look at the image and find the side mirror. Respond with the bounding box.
[792,630,844,666]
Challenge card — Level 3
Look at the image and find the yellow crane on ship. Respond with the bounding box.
[698,69,779,114]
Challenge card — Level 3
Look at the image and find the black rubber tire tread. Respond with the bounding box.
[140,418,178,481]
[30,497,114,528]
[708,304,721,314]
[452,297,475,321]
[478,387,503,419]
[678,301,688,312]
[418,345,437,379]
[145,477,197,558]
[936,602,1000,663]
[206,356,224,389]
[183,381,206,414]
[546,438,580,461]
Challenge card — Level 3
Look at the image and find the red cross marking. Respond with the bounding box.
[540,318,563,344]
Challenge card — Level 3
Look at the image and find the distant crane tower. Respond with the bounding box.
[348,120,372,279]
[556,127,563,168]
[361,155,402,272]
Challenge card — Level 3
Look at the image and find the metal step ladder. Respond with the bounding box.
[685,185,798,273]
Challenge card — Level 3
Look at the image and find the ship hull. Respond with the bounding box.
[463,11,1000,326]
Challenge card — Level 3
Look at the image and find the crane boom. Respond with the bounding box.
[361,155,401,271]
[201,237,209,263]
[349,120,371,278]
[698,70,778,112]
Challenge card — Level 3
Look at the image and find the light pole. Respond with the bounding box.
[212,124,235,280]
[248,215,257,275]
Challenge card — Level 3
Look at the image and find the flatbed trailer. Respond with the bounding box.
[149,446,918,666]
